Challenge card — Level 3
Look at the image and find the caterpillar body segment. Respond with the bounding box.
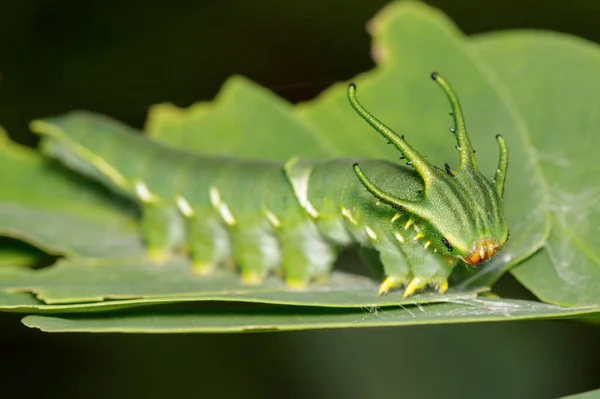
[286,157,455,295]
[35,118,336,286]
[32,73,510,298]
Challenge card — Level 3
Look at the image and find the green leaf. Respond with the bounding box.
[0,238,45,267]
[473,32,600,306]
[3,1,600,332]
[0,128,145,258]
[0,258,482,309]
[145,75,337,160]
[558,389,600,399]
[21,298,600,333]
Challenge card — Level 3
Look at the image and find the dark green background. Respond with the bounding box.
[1,1,599,398]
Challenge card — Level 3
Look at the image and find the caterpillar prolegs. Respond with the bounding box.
[32,73,509,298]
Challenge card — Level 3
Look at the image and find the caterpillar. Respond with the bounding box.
[31,73,509,298]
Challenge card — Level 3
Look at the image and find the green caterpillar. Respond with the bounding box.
[32,73,509,298]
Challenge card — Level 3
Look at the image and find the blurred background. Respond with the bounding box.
[1,0,599,398]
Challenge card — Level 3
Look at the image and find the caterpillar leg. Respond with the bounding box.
[185,215,231,275]
[230,225,280,285]
[378,276,404,296]
[402,277,450,298]
[376,246,411,296]
[140,201,183,264]
[400,245,455,298]
[278,223,336,290]
[373,236,453,298]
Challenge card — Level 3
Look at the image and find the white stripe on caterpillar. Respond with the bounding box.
[135,181,154,203]
[209,187,236,226]
[209,187,221,208]
[32,121,130,190]
[341,207,358,225]
[176,196,194,217]
[394,232,405,243]
[364,226,378,240]
[218,203,236,226]
[265,209,281,228]
[285,159,319,218]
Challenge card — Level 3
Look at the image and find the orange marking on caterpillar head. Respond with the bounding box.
[462,238,499,265]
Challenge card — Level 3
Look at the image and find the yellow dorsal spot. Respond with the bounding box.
[404,218,414,229]
[424,240,431,249]
[391,213,401,223]
[403,277,427,299]
[413,232,424,241]
[341,207,358,225]
[375,201,382,206]
[378,276,404,296]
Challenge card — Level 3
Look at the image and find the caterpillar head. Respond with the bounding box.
[348,73,509,266]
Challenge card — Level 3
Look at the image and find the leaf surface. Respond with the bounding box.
[146,76,337,160]
[558,389,600,399]
[1,2,599,331]
[474,32,600,306]
[0,259,481,308]
[21,298,600,333]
